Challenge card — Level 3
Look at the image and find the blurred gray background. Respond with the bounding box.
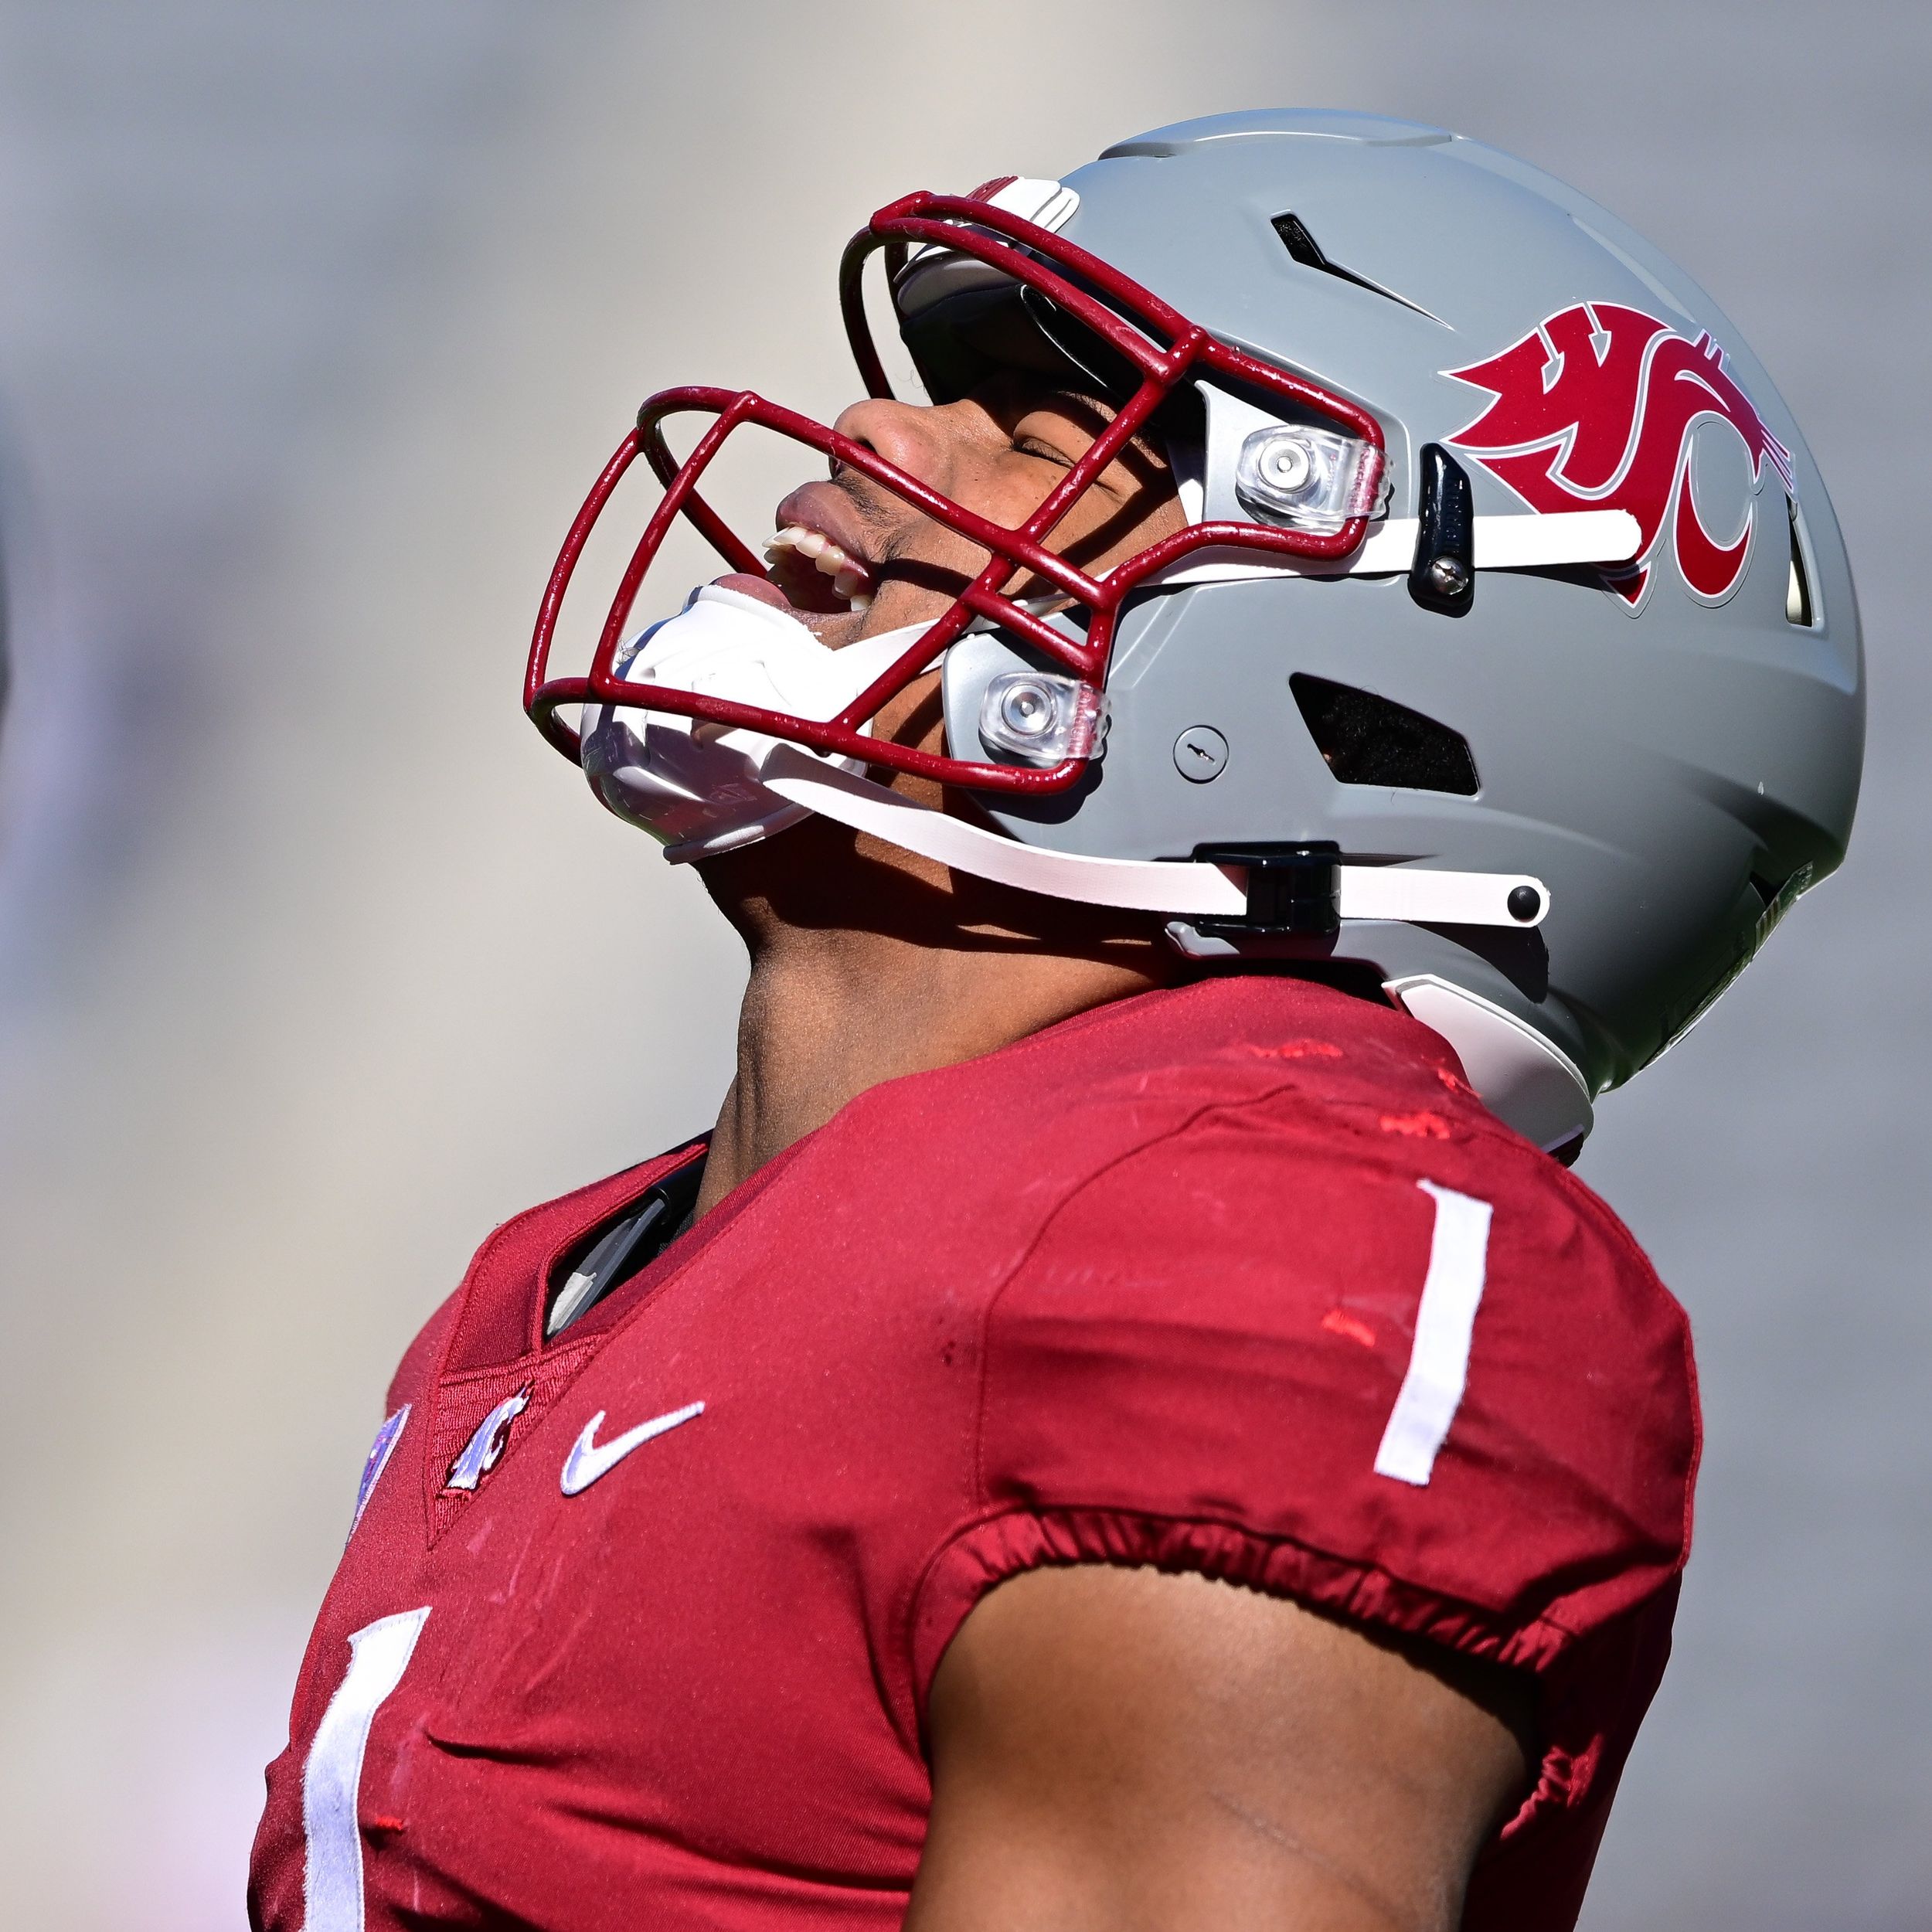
[0,4,1923,1927]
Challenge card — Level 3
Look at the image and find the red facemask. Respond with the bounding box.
[524,182,1385,798]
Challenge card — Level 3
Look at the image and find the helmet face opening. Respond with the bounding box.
[524,185,1386,799]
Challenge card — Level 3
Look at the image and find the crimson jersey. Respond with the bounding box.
[250,977,1697,1931]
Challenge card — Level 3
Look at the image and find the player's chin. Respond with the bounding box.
[807,575,948,651]
[708,565,954,652]
[801,606,871,649]
[709,559,867,648]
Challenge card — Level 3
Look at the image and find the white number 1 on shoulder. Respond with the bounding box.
[301,1607,430,1931]
[1374,1179,1494,1486]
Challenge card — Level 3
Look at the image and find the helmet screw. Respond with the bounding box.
[1173,725,1230,782]
[1426,555,1471,598]
[1507,885,1543,923]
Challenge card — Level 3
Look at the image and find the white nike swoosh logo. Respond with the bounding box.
[559,1400,705,1496]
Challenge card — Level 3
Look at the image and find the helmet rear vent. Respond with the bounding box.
[1270,213,1441,322]
[1785,499,1816,626]
[1290,675,1480,795]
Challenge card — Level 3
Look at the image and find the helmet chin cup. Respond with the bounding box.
[580,585,936,859]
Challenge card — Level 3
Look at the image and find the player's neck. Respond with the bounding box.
[692,921,1169,1221]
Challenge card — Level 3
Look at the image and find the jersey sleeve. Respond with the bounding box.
[906,1097,1697,1919]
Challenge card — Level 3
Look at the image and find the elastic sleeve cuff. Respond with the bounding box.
[906,1505,1671,1850]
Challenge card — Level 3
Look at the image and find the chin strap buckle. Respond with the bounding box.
[1190,842,1342,937]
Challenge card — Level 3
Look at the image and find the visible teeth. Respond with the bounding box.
[766,522,870,601]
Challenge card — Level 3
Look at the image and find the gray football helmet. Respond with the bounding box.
[529,109,1863,1156]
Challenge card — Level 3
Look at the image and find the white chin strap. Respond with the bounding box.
[759,747,1546,929]
[583,583,1590,1152]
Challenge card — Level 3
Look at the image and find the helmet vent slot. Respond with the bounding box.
[1290,675,1480,795]
[1270,213,1441,322]
[1785,499,1816,627]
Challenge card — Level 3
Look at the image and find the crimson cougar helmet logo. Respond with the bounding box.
[1444,301,1794,610]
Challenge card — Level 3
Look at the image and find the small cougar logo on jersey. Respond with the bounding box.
[1444,301,1794,610]
[444,1387,530,1493]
